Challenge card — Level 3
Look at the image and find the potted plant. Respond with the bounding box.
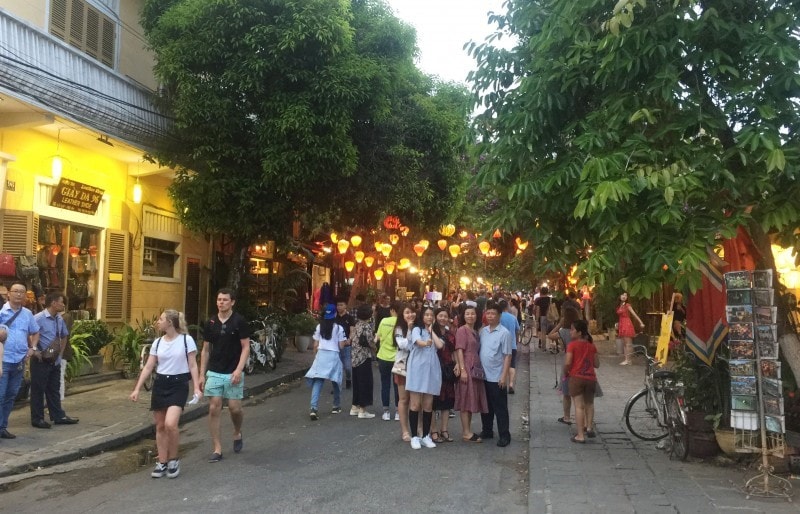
[286,312,317,352]
[70,319,114,373]
[109,324,146,378]
[65,333,93,381]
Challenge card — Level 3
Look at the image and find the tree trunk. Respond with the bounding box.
[227,241,250,291]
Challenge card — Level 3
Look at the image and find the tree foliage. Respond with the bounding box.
[140,0,471,248]
[469,0,800,297]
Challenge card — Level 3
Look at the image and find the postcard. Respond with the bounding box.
[731,395,757,411]
[765,415,785,434]
[727,289,752,306]
[761,377,782,397]
[753,289,774,306]
[726,305,753,323]
[729,340,755,359]
[758,341,779,359]
[763,396,784,416]
[728,322,754,340]
[724,271,752,289]
[756,325,777,344]
[752,269,773,289]
[755,306,778,325]
[730,376,757,395]
[729,360,755,376]
[760,360,781,379]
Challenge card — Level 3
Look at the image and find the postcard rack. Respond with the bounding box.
[724,270,792,500]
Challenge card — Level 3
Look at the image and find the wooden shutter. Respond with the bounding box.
[50,0,68,40]
[0,210,36,256]
[49,0,116,68]
[103,229,128,322]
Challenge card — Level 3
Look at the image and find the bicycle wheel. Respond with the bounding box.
[520,325,531,346]
[666,394,689,461]
[624,388,668,441]
[266,344,277,370]
[144,370,155,391]
[244,343,256,375]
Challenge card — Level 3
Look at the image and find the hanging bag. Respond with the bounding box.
[0,252,16,277]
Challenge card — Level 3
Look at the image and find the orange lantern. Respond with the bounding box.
[448,244,461,258]
[383,215,401,230]
[385,261,396,274]
[400,225,410,236]
[344,260,355,272]
[88,245,97,257]
[337,239,350,254]
[389,233,400,245]
[374,241,383,252]
[439,224,456,237]
[354,250,365,263]
[398,258,411,270]
[492,229,502,239]
[364,256,375,268]
[437,239,447,251]
[350,235,362,248]
[69,246,80,258]
[51,245,61,256]
[478,241,491,256]
[419,239,429,250]
[381,243,392,257]
[374,269,384,280]
[515,237,529,251]
[413,244,426,257]
[330,232,338,243]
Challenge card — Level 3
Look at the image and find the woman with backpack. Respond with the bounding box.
[349,304,376,418]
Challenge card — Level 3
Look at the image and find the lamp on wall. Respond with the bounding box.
[132,177,142,204]
[51,128,63,180]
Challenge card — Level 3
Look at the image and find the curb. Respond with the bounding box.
[0,367,309,479]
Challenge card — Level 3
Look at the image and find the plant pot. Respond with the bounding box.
[79,354,105,376]
[295,335,313,353]
[686,411,720,458]
[714,427,737,456]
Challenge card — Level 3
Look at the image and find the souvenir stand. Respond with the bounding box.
[724,270,791,500]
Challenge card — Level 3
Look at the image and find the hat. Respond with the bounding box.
[323,304,337,320]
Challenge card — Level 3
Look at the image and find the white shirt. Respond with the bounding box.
[313,323,346,352]
[150,334,197,375]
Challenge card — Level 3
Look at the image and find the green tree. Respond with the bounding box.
[140,0,471,288]
[469,0,800,299]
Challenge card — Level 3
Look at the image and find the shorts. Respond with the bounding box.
[568,376,597,404]
[510,349,517,369]
[151,373,190,411]
[204,370,244,400]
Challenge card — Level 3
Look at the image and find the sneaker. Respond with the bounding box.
[358,411,376,419]
[331,407,342,414]
[151,462,168,478]
[310,409,319,421]
[350,406,360,416]
[420,435,437,448]
[410,436,422,450]
[448,410,456,419]
[382,411,391,421]
[167,459,180,478]
[394,412,400,421]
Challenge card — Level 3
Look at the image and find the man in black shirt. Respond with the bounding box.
[334,297,356,389]
[200,288,250,463]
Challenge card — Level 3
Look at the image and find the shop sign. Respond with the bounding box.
[50,178,104,215]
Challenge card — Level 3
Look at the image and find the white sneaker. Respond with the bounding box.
[167,459,180,479]
[358,411,376,419]
[420,435,437,448]
[394,412,400,421]
[410,436,422,450]
[350,406,360,416]
[151,462,167,478]
[381,411,391,421]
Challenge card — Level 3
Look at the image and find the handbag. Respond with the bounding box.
[391,359,407,376]
[469,363,486,381]
[0,252,16,277]
[40,344,60,364]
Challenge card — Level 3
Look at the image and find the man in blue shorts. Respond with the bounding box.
[199,288,250,462]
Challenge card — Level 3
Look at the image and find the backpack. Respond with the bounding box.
[546,301,559,323]
[0,252,15,277]
[358,332,369,348]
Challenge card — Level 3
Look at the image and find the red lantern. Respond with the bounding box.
[69,246,80,258]
[383,215,401,230]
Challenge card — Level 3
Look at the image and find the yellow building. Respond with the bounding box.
[0,0,211,326]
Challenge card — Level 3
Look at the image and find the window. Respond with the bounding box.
[50,0,117,67]
[143,237,179,279]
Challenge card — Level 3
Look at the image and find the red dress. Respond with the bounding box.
[454,325,488,414]
[617,303,636,338]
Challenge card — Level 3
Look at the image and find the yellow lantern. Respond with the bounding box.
[398,258,411,270]
[350,235,362,247]
[459,230,469,239]
[437,239,447,251]
[515,237,529,251]
[478,241,491,256]
[400,226,410,236]
[381,243,392,257]
[419,239,429,250]
[389,233,400,245]
[385,261,396,274]
[330,232,338,243]
[344,260,355,272]
[439,224,456,237]
[374,269,384,280]
[364,256,375,268]
[374,241,383,252]
[337,239,350,254]
[354,250,365,263]
[448,244,461,258]
[413,243,426,257]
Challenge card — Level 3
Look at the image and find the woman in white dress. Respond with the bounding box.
[304,303,347,420]
[405,306,443,449]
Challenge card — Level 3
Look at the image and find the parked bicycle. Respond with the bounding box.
[622,344,689,461]
[244,318,281,374]
[520,313,535,346]
[139,342,156,391]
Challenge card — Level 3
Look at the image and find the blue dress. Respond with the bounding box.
[405,327,442,395]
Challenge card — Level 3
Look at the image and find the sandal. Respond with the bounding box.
[431,431,444,444]
[557,417,573,425]
[462,433,482,443]
[402,432,411,442]
[570,435,586,444]
[441,431,454,442]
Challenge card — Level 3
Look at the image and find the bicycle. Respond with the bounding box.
[139,342,156,391]
[244,319,278,374]
[622,345,689,461]
[520,314,535,346]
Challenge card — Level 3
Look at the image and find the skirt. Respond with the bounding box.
[151,373,190,411]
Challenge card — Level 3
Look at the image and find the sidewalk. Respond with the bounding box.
[0,348,314,479]
[525,343,799,513]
